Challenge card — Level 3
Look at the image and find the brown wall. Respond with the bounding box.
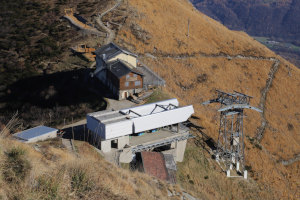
[119,72,143,90]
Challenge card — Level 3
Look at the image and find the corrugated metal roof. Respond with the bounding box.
[87,99,194,139]
[141,151,169,181]
[13,126,58,141]
[120,98,179,117]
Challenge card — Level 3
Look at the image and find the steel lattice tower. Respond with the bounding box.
[203,90,262,178]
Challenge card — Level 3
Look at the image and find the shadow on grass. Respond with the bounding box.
[185,121,217,155]
[0,69,112,127]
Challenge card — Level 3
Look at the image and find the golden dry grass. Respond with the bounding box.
[115,0,300,199]
[0,138,177,200]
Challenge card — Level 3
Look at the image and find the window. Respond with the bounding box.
[135,81,141,86]
[125,82,129,87]
[133,74,137,77]
[126,74,130,79]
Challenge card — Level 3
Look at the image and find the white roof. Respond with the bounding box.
[87,99,194,139]
[120,98,179,118]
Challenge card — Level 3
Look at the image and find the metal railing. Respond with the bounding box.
[131,133,194,153]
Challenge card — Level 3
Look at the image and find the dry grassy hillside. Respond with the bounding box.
[0,137,179,200]
[115,0,300,199]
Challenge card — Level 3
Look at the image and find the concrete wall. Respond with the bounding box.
[108,53,137,67]
[25,131,57,143]
[101,140,111,153]
[175,140,187,162]
[118,88,143,100]
[117,135,129,149]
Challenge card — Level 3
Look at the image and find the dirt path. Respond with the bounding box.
[280,153,300,166]
[62,138,77,156]
[142,52,281,142]
[95,0,122,44]
[64,14,106,37]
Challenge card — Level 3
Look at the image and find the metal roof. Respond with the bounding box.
[120,99,179,117]
[95,42,138,62]
[87,99,194,140]
[89,110,128,125]
[13,126,58,141]
[108,60,144,78]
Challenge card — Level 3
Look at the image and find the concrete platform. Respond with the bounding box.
[129,129,189,147]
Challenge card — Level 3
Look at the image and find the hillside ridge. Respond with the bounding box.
[0,0,299,199]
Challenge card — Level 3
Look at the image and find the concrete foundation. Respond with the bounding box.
[244,170,248,179]
[118,88,143,100]
[171,142,176,149]
[101,140,111,153]
[117,136,129,149]
[227,170,230,177]
[119,149,133,163]
[175,139,187,162]
[237,162,240,171]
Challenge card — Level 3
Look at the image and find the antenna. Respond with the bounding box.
[203,90,262,179]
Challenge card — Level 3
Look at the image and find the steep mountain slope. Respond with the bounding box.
[0,0,299,199]
[115,0,300,199]
[190,0,300,68]
[0,0,113,128]
[0,138,176,200]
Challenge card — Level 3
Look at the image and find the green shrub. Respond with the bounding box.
[36,175,60,200]
[3,147,31,184]
[70,167,94,197]
[146,88,171,104]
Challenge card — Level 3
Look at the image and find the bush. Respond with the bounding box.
[36,175,60,200]
[287,123,294,131]
[197,74,208,83]
[70,167,95,198]
[2,147,31,184]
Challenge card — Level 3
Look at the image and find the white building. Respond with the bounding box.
[87,99,194,158]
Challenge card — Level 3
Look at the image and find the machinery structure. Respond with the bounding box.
[203,90,262,178]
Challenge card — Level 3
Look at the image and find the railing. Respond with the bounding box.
[131,133,194,153]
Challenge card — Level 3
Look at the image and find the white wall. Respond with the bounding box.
[87,99,194,140]
[108,53,137,67]
[131,105,194,133]
[105,120,132,140]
